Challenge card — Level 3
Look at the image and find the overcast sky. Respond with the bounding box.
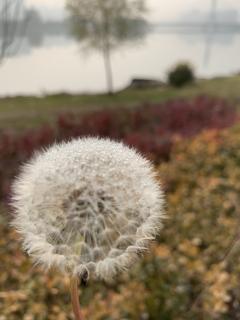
[26,0,240,21]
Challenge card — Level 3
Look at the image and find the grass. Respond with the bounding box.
[1,75,240,131]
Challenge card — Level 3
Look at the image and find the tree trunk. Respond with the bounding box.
[103,47,114,95]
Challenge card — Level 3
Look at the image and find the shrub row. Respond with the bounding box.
[0,96,237,203]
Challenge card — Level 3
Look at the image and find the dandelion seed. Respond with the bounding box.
[11,137,165,319]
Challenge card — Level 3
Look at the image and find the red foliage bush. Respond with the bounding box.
[0,96,237,204]
[0,126,55,203]
[57,96,237,160]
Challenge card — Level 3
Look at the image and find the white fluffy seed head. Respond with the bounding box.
[11,137,165,281]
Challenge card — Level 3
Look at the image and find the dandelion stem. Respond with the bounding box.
[70,276,84,320]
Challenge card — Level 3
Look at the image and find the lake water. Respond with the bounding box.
[0,31,240,97]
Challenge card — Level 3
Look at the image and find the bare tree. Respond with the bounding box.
[0,0,25,65]
[66,0,147,94]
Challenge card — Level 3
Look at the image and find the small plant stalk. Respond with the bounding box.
[70,277,84,320]
[189,229,240,313]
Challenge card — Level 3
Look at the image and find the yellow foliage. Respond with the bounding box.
[2,125,240,319]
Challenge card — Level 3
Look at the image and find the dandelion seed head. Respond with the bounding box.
[12,137,164,281]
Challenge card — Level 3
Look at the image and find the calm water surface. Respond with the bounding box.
[0,31,240,96]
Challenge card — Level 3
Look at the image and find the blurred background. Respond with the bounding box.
[1,0,240,95]
[1,1,240,319]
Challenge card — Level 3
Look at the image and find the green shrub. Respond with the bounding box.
[150,126,240,319]
[168,63,195,88]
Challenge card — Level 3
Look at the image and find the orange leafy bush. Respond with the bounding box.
[2,125,240,319]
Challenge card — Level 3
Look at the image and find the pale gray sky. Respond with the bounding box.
[26,0,240,21]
